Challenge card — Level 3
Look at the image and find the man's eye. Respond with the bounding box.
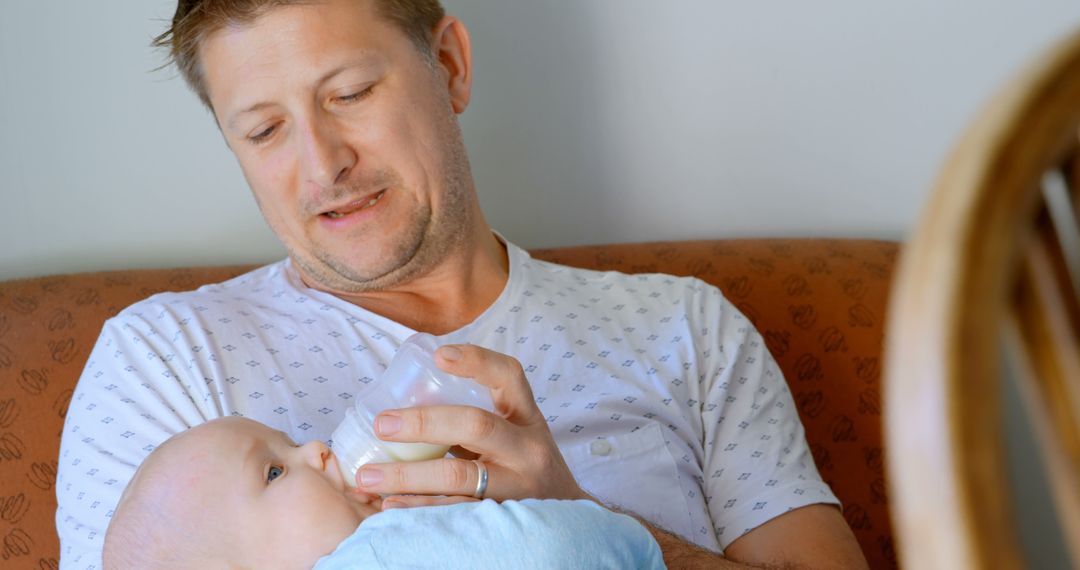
[267,465,284,483]
[337,86,374,104]
[248,125,276,144]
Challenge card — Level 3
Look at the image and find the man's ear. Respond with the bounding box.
[430,16,472,114]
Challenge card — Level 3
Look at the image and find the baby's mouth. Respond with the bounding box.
[323,190,387,219]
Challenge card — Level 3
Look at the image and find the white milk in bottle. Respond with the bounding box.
[330,333,495,487]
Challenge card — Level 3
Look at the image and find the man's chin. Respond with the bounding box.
[291,212,451,294]
[294,261,393,294]
[293,250,428,294]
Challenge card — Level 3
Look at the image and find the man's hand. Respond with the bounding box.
[349,344,869,570]
[353,344,590,507]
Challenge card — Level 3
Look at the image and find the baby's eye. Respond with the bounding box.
[267,465,284,483]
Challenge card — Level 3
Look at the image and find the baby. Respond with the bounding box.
[103,416,665,569]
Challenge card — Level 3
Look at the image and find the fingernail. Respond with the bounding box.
[359,468,383,487]
[438,345,463,361]
[382,499,405,510]
[376,413,402,435]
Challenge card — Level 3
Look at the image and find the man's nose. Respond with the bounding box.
[298,115,355,188]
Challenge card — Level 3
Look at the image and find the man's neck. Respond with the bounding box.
[320,230,509,335]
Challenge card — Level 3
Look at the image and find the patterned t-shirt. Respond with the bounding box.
[56,240,837,569]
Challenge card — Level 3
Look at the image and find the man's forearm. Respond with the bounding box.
[642,520,764,569]
[642,504,870,570]
[582,491,758,568]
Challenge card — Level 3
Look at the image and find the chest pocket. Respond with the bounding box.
[564,422,695,539]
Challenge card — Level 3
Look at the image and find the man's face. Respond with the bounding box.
[200,0,475,293]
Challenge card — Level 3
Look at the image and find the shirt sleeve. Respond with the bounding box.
[315,499,666,570]
[56,307,216,570]
[695,285,839,551]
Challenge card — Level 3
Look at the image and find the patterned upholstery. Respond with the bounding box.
[0,239,897,569]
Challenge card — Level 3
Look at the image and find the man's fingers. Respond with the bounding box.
[358,457,498,498]
[434,344,541,425]
[448,445,479,460]
[375,404,519,456]
[358,345,588,503]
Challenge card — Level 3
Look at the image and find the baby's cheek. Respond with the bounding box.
[296,493,366,559]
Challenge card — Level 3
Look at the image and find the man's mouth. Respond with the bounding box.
[322,190,387,219]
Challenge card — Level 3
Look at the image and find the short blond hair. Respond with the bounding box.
[152,0,446,109]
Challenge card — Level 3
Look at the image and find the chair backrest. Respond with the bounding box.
[884,27,1080,569]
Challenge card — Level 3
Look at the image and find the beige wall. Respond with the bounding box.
[2,0,1080,280]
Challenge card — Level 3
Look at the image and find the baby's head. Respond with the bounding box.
[104,417,380,569]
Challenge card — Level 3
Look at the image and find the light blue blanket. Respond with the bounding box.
[313,499,666,569]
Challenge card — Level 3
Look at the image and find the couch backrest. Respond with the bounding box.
[0,239,897,569]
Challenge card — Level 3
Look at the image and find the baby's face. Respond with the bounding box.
[168,417,380,567]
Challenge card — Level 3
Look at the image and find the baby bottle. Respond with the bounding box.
[331,333,495,487]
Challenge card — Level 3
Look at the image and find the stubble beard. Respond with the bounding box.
[287,122,475,294]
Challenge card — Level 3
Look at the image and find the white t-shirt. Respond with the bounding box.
[56,240,837,569]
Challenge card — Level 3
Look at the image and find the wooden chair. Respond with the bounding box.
[884,27,1080,569]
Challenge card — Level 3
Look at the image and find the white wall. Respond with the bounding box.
[2,1,1080,280]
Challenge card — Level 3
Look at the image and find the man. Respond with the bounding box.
[56,1,867,568]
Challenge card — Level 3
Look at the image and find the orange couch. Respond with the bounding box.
[0,239,897,569]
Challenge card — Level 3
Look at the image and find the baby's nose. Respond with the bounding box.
[299,440,331,469]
